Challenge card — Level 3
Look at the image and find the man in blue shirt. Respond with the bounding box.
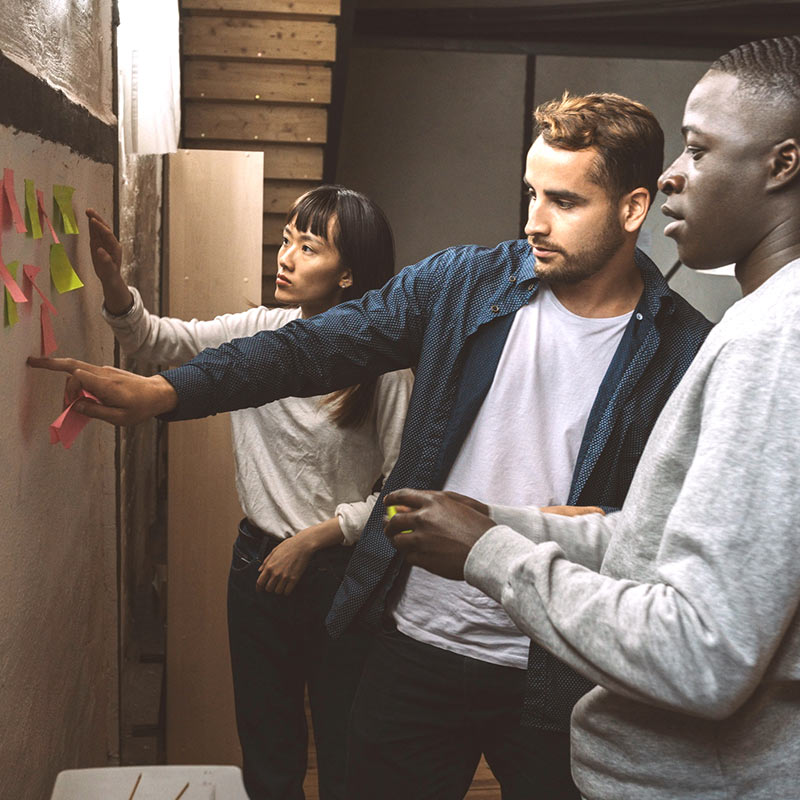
[31,92,711,798]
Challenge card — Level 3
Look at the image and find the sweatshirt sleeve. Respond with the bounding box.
[466,330,800,720]
[487,503,613,570]
[102,286,279,365]
[336,368,414,544]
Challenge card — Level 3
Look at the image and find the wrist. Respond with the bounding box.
[149,375,179,416]
[103,279,134,316]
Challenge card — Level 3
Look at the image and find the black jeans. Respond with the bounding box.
[347,626,579,800]
[227,519,369,800]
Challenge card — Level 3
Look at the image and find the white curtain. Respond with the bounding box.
[117,0,180,155]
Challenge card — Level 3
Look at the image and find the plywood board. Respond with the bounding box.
[185,101,328,143]
[182,0,341,16]
[184,60,332,103]
[182,17,336,61]
[184,140,324,180]
[166,149,263,765]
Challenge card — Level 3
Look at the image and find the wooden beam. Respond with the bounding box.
[184,101,328,143]
[263,179,318,214]
[263,246,280,277]
[182,16,336,61]
[263,213,287,245]
[183,140,324,179]
[181,0,340,15]
[183,61,332,103]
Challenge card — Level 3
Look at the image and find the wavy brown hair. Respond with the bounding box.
[534,92,664,203]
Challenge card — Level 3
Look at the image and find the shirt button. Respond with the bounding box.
[509,275,517,283]
[636,312,643,321]
[491,304,500,313]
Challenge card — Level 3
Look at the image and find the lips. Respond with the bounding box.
[275,272,292,287]
[529,239,561,258]
[661,204,684,237]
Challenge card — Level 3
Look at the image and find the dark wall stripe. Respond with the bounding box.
[0,52,117,165]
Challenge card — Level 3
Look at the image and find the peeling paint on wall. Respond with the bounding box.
[0,0,114,124]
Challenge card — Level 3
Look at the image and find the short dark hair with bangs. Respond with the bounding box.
[534,92,664,204]
[285,185,396,428]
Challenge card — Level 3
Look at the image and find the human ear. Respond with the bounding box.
[767,138,800,191]
[620,187,650,233]
[338,268,353,289]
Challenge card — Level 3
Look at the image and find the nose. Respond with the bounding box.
[279,241,296,271]
[524,198,550,237]
[658,164,686,196]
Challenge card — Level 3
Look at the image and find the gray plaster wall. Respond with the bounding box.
[337,46,527,267]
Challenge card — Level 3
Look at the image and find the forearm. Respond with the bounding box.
[293,517,345,552]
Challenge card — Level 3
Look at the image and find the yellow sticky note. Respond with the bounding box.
[5,261,20,326]
[25,179,42,239]
[53,185,79,235]
[50,244,84,293]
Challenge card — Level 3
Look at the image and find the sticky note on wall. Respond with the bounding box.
[4,261,21,326]
[50,244,83,293]
[53,185,79,235]
[25,179,42,239]
[2,168,28,234]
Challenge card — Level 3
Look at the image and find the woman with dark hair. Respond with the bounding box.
[86,186,413,800]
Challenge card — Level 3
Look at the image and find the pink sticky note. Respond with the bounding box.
[23,264,57,314]
[0,254,27,303]
[36,189,60,244]
[3,169,28,234]
[40,304,58,355]
[49,390,99,449]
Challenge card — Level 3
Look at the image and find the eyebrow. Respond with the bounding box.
[523,180,586,203]
[284,226,326,244]
[681,124,705,138]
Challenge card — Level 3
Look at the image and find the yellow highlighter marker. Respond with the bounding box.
[386,505,413,534]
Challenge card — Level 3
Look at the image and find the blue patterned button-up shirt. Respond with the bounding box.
[161,239,712,730]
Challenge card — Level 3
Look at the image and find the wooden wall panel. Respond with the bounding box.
[184,101,328,142]
[263,178,318,213]
[184,61,332,103]
[182,0,340,15]
[183,17,336,61]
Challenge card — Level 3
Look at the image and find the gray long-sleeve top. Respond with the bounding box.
[465,258,800,799]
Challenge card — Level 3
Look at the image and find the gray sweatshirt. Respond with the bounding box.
[465,258,800,799]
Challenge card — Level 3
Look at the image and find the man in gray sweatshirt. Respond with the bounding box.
[385,35,800,799]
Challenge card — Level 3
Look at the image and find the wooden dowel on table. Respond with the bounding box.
[174,781,190,800]
[127,773,142,800]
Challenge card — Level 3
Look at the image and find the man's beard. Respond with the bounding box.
[531,213,626,286]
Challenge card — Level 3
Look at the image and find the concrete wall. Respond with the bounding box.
[0,0,114,123]
[0,3,118,797]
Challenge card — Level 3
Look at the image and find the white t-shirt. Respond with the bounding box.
[392,284,631,667]
[104,288,413,542]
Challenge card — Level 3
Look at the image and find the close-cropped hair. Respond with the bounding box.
[286,185,396,428]
[534,92,664,203]
[709,35,800,107]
